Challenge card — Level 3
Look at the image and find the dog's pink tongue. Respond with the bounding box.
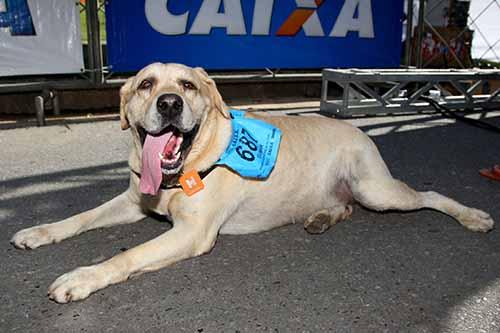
[140,132,173,195]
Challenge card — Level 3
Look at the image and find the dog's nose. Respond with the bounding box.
[156,94,183,118]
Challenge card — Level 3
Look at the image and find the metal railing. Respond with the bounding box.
[320,68,500,116]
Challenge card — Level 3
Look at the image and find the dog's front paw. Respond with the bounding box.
[48,266,102,303]
[459,208,495,232]
[10,225,57,250]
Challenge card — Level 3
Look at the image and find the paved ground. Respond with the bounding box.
[1,106,500,332]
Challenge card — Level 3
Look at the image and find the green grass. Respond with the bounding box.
[473,59,500,69]
[80,6,107,44]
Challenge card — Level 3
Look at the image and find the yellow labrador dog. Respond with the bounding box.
[11,63,494,303]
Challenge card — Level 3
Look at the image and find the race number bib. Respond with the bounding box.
[216,110,282,179]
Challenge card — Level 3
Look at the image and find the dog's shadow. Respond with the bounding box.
[1,114,500,332]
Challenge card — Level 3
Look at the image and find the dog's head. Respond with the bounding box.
[120,63,229,175]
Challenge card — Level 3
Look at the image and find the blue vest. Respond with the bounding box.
[216,110,282,179]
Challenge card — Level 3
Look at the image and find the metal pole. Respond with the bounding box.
[404,0,414,66]
[52,92,60,116]
[415,0,426,68]
[35,95,45,126]
[85,0,103,85]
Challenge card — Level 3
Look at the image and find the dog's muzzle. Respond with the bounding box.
[137,93,200,176]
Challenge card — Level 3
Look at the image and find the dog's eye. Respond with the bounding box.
[181,80,197,90]
[138,79,153,90]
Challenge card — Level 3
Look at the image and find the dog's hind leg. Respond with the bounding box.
[304,205,353,234]
[350,147,494,232]
[11,190,146,250]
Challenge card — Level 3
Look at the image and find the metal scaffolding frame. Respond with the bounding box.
[406,0,500,68]
[322,0,500,117]
[320,68,500,116]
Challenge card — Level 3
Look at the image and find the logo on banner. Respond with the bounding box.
[0,0,36,36]
[145,0,374,38]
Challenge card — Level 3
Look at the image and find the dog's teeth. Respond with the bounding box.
[174,138,183,154]
[158,152,164,160]
[175,151,181,158]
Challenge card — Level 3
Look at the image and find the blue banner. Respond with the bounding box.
[105,0,404,71]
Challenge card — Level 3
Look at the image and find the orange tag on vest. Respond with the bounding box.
[179,169,205,196]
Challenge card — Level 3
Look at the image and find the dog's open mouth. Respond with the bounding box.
[158,126,198,172]
[139,125,199,174]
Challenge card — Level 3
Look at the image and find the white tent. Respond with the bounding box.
[469,0,500,61]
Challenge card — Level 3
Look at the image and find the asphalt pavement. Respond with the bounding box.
[1,107,499,332]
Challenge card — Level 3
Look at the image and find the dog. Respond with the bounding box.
[11,63,494,303]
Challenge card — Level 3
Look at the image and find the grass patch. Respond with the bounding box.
[80,2,107,44]
[473,59,500,69]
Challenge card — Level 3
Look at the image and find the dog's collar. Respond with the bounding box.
[131,166,217,191]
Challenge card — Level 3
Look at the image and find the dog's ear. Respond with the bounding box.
[194,67,229,119]
[119,76,135,130]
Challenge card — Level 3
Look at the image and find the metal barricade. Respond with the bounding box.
[320,68,500,117]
